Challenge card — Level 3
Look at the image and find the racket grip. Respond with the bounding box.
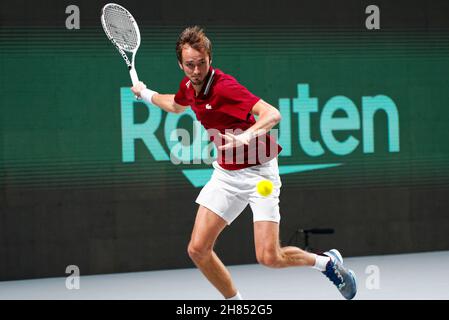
[129,68,139,86]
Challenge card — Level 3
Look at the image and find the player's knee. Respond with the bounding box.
[256,250,279,268]
[187,241,211,261]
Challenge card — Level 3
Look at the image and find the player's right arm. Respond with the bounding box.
[131,81,187,114]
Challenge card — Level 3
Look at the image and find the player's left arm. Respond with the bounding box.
[247,99,282,133]
[218,99,281,150]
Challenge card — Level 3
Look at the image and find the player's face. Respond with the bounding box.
[179,45,211,86]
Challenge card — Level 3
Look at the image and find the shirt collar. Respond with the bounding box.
[195,67,215,98]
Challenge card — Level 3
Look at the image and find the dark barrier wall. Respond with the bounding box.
[1,0,449,280]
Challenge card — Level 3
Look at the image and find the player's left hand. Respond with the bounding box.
[217,131,252,150]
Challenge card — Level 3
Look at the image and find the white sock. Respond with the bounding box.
[312,253,330,271]
[226,291,243,300]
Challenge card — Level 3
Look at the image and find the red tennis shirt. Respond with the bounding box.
[174,67,282,170]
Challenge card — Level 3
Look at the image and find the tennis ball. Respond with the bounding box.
[256,180,273,197]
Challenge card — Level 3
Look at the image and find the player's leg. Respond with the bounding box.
[253,220,357,299]
[248,158,315,267]
[187,205,238,299]
[248,158,357,298]
[253,220,316,268]
[191,161,249,299]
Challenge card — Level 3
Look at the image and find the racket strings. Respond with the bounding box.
[103,5,138,51]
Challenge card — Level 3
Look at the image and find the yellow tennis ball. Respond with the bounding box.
[257,180,273,197]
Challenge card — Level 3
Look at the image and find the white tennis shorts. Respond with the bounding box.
[196,157,282,225]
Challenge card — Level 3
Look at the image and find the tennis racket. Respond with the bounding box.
[101,3,141,86]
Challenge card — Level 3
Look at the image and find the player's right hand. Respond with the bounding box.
[131,81,147,98]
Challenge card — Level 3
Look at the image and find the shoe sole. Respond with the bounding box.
[346,269,357,300]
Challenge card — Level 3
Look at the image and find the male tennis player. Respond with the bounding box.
[131,26,357,300]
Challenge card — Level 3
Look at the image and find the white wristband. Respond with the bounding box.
[140,88,159,104]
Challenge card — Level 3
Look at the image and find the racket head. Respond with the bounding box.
[101,3,141,53]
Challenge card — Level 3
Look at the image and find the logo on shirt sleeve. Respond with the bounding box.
[205,104,213,110]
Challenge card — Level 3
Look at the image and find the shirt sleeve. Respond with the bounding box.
[174,78,191,106]
[215,77,260,121]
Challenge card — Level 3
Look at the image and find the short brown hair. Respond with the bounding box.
[176,26,212,63]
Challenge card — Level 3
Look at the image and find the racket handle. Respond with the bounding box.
[129,68,139,86]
